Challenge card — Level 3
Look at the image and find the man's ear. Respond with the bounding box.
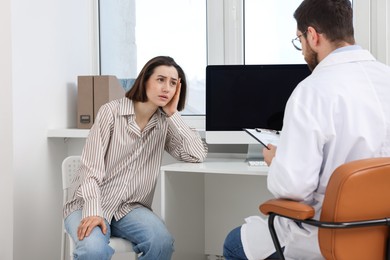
[306,26,320,49]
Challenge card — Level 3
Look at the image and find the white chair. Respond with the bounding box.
[61,155,138,260]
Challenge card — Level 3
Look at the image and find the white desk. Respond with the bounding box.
[159,156,273,260]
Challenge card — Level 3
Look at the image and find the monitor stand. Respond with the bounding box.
[245,143,264,162]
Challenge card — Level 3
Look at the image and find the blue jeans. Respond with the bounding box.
[223,226,281,260]
[64,207,174,260]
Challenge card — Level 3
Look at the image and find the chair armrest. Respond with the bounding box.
[259,199,315,220]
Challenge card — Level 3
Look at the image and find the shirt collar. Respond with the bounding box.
[314,45,375,71]
[332,44,362,54]
[118,97,135,116]
[118,97,167,123]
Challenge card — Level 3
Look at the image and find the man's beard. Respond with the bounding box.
[304,44,319,71]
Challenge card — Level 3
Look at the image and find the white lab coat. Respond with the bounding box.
[242,47,390,260]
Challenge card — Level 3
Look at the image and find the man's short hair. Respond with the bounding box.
[294,0,355,45]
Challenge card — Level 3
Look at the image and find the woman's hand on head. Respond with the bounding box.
[162,79,181,116]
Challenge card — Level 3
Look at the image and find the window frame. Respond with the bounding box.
[95,0,372,130]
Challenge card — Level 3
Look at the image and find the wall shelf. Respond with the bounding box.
[47,127,206,139]
[47,128,89,138]
[47,116,205,139]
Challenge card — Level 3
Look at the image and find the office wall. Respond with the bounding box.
[11,0,96,259]
[0,0,13,259]
[354,0,390,65]
[371,0,390,64]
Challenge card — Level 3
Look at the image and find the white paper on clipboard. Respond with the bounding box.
[243,128,280,148]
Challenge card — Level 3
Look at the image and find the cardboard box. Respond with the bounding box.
[77,76,94,129]
[93,76,125,121]
[77,75,125,129]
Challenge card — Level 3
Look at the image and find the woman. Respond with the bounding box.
[64,56,208,260]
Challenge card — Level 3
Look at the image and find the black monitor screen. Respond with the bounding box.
[206,64,311,131]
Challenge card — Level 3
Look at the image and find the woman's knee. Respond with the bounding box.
[65,211,113,259]
[137,228,174,258]
[74,235,114,260]
[150,227,174,251]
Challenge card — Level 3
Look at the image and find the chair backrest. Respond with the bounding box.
[319,157,390,260]
[61,155,137,259]
[62,156,81,203]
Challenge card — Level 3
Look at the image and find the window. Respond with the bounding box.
[244,0,305,64]
[99,0,206,115]
[99,0,353,116]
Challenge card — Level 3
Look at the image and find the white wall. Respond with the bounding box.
[371,0,390,64]
[10,0,97,259]
[0,0,13,259]
[354,0,390,64]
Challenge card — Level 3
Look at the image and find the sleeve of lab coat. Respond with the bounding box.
[267,87,328,202]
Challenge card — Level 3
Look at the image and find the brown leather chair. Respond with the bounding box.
[260,157,390,260]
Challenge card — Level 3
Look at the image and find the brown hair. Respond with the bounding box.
[125,56,187,111]
[294,0,355,45]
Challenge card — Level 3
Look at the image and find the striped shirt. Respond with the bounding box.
[63,97,208,222]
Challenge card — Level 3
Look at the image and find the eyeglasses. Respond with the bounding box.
[291,30,307,51]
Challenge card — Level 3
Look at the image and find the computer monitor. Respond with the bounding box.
[205,64,311,160]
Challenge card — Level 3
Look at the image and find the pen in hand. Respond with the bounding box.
[263,143,276,165]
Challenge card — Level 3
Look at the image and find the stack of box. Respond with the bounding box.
[77,75,125,129]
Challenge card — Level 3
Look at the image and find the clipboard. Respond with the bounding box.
[243,128,280,149]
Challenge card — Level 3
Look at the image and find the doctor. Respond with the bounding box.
[223,0,390,259]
